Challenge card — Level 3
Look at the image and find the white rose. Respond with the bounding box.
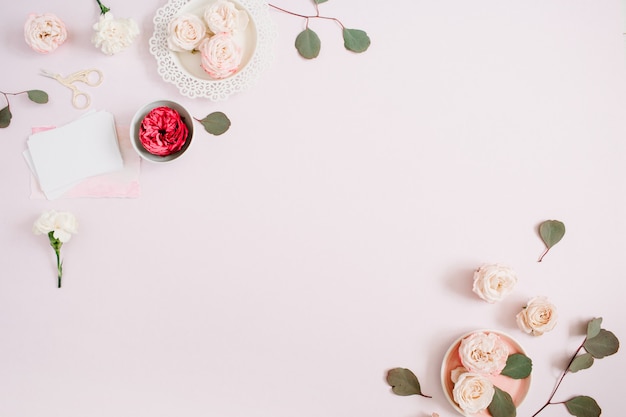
[92,12,140,55]
[516,296,558,336]
[459,332,509,376]
[167,13,207,51]
[199,33,242,79]
[32,210,78,243]
[450,366,467,384]
[24,13,68,54]
[472,263,518,303]
[203,0,249,34]
[452,372,495,414]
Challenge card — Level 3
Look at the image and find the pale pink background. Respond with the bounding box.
[1,1,625,417]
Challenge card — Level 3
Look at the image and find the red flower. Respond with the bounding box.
[139,106,189,156]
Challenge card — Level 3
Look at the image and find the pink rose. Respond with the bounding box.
[24,13,67,54]
[199,32,242,79]
[139,107,189,156]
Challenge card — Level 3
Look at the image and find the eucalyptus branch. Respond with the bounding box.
[530,318,619,417]
[0,89,48,128]
[267,1,370,59]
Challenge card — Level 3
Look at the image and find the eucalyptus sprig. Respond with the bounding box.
[530,317,619,417]
[269,0,371,59]
[386,368,431,398]
[194,111,231,135]
[538,219,565,262]
[0,89,49,128]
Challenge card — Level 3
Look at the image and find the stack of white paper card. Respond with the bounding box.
[24,110,125,200]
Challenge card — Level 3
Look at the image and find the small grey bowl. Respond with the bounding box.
[129,100,194,163]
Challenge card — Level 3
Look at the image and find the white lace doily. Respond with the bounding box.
[149,0,277,100]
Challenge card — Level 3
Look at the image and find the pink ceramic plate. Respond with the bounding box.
[440,329,532,416]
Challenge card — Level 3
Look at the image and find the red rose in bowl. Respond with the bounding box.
[139,106,189,156]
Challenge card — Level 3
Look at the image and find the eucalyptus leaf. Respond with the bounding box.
[500,353,532,379]
[386,368,426,397]
[583,328,619,358]
[198,112,231,135]
[569,353,594,373]
[27,89,49,104]
[314,0,328,3]
[0,105,11,128]
[342,28,371,53]
[538,219,565,261]
[487,386,516,417]
[295,28,321,59]
[586,317,602,339]
[564,396,601,417]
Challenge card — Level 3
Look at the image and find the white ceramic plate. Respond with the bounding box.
[441,329,532,416]
[149,0,277,100]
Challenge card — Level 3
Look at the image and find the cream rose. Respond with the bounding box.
[167,13,207,51]
[24,13,67,54]
[203,0,249,34]
[472,263,518,303]
[459,332,509,376]
[199,32,242,79]
[516,296,558,336]
[452,372,495,414]
[92,12,140,55]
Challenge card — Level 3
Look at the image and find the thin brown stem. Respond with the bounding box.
[530,342,585,417]
[537,247,549,262]
[268,3,344,28]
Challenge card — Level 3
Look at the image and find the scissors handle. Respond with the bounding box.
[71,89,91,110]
[76,69,103,87]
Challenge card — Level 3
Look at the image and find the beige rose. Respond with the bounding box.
[452,372,495,414]
[199,32,242,79]
[459,331,509,376]
[203,0,249,34]
[167,13,207,51]
[24,13,67,54]
[516,296,558,336]
[472,263,518,303]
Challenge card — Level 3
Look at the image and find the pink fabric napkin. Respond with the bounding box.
[28,124,141,199]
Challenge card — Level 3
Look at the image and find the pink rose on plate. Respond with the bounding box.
[139,107,189,156]
[24,13,68,53]
[459,331,509,376]
[199,32,242,79]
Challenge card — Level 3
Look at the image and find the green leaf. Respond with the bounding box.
[0,105,11,128]
[583,328,619,358]
[488,386,516,417]
[27,90,49,104]
[342,28,371,53]
[586,317,602,339]
[538,219,565,261]
[500,353,532,379]
[314,0,328,3]
[198,112,231,136]
[569,353,594,373]
[564,396,601,417]
[385,368,425,396]
[295,28,321,59]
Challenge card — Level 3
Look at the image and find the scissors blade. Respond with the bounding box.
[39,69,58,79]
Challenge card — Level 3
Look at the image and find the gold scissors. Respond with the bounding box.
[40,68,103,109]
